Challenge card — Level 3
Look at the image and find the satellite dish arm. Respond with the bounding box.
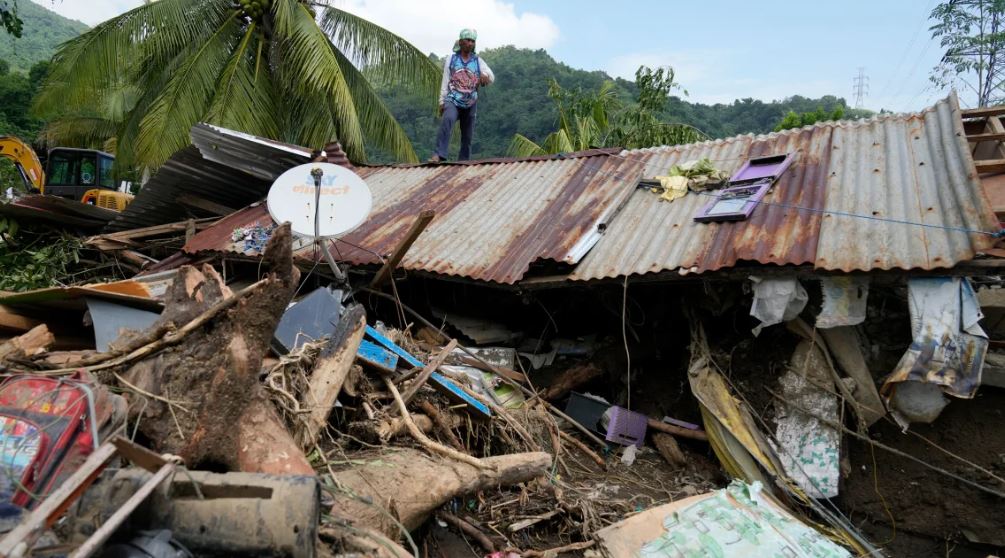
[311,166,348,285]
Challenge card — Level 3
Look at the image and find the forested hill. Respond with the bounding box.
[374,46,872,161]
[0,1,87,74]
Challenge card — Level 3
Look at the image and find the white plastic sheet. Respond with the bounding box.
[749,276,808,336]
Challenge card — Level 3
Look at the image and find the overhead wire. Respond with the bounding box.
[546,147,1004,238]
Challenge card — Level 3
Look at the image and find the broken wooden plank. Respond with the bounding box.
[302,305,367,448]
[178,194,237,217]
[400,339,458,406]
[967,132,1005,142]
[0,304,41,333]
[819,327,886,426]
[370,210,434,288]
[976,159,1005,174]
[365,326,491,418]
[356,339,399,373]
[963,105,1005,119]
[85,218,217,249]
[0,324,54,361]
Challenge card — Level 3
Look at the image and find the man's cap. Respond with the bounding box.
[459,28,477,41]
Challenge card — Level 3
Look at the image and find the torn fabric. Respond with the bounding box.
[883,277,987,400]
[773,341,841,499]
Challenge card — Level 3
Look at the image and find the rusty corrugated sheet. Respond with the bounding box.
[568,93,1000,281]
[331,153,641,284]
[104,123,350,233]
[181,151,642,284]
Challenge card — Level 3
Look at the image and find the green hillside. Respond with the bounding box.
[373,46,872,162]
[0,1,87,74]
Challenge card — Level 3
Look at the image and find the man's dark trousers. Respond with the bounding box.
[435,102,477,161]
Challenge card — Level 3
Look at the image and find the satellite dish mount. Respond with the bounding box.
[267,160,373,286]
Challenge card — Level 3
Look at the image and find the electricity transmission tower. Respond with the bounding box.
[853,67,869,108]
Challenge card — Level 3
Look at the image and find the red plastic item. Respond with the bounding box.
[0,373,100,509]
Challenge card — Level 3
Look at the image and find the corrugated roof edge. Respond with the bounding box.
[356,147,624,168]
[622,94,959,157]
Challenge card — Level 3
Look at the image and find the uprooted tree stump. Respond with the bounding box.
[330,448,550,538]
[119,224,306,472]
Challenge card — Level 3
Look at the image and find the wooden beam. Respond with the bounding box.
[177,194,237,217]
[962,105,1005,118]
[976,159,1005,174]
[968,132,1005,142]
[0,305,41,333]
[302,306,367,448]
[85,218,217,248]
[370,210,434,288]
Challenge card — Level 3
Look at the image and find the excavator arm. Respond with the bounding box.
[0,136,45,193]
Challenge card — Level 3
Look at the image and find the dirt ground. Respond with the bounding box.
[842,386,1005,557]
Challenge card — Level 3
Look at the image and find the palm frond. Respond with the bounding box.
[135,12,241,167]
[40,117,119,150]
[508,134,547,157]
[330,44,417,162]
[205,23,281,140]
[34,0,227,115]
[272,0,364,155]
[318,6,439,95]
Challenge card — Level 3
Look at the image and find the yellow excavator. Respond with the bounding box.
[0,136,133,211]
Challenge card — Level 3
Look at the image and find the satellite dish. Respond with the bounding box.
[267,162,372,238]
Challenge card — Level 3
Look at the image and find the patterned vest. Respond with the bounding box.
[446,53,481,108]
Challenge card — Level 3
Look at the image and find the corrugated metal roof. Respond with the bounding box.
[182,152,644,284]
[330,153,641,283]
[567,92,1001,281]
[0,194,119,230]
[174,93,999,284]
[103,124,349,232]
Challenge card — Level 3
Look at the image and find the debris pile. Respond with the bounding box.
[0,107,1004,556]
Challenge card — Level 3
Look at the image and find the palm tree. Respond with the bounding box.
[508,79,619,157]
[33,0,439,169]
[509,67,707,157]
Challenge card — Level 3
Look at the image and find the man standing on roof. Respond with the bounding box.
[430,29,494,162]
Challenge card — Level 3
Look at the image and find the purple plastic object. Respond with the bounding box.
[604,406,648,447]
[693,180,772,222]
[730,153,796,183]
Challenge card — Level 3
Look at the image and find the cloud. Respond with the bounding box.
[335,0,560,55]
[30,0,143,26]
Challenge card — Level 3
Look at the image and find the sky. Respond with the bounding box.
[30,0,951,113]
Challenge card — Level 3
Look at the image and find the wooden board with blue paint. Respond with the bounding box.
[363,326,492,418]
[356,339,399,374]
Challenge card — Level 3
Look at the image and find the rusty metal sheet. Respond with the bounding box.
[569,92,1001,281]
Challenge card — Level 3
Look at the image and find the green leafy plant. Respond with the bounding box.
[773,106,845,132]
[0,223,83,292]
[508,65,707,156]
[930,0,1005,107]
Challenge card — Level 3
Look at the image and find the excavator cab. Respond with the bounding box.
[43,148,116,201]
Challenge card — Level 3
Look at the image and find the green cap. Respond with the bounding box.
[459,28,477,41]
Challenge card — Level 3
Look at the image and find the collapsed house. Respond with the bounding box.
[0,92,1003,557]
